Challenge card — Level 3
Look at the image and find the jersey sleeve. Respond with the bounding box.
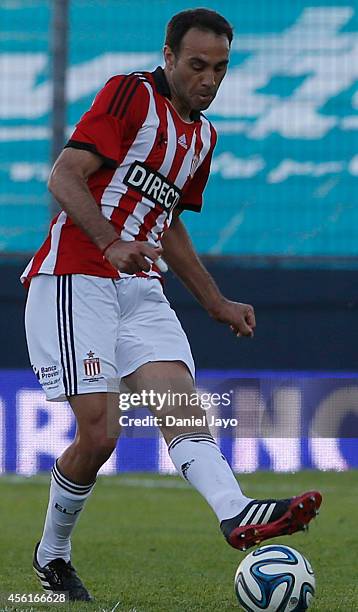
[178,124,217,213]
[65,75,148,168]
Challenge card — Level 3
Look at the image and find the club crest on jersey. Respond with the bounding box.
[83,351,101,377]
[124,162,182,211]
[190,153,200,178]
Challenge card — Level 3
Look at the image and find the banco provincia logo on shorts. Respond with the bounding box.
[83,351,101,377]
[123,161,182,211]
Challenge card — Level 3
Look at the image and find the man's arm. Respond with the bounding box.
[48,148,162,274]
[161,213,255,337]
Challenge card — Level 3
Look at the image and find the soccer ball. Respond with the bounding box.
[234,545,315,611]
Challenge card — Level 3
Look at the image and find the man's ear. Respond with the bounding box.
[163,45,176,70]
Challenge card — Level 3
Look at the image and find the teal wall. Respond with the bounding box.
[1,1,358,257]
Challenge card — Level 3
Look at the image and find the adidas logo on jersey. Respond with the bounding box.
[177,134,188,149]
[124,162,182,211]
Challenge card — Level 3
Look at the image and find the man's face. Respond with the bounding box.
[164,27,230,112]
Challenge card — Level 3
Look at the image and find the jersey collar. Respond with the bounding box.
[151,66,201,122]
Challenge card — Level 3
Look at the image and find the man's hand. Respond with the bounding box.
[209,298,256,338]
[105,240,163,274]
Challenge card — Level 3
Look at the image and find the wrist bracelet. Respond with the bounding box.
[102,237,121,259]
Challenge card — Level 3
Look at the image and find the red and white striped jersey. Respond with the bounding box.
[21,67,217,285]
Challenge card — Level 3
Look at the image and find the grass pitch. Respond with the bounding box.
[0,471,357,612]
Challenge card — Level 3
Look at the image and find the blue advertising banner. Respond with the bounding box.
[1,370,356,474]
[1,1,358,257]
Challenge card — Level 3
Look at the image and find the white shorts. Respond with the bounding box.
[25,274,195,401]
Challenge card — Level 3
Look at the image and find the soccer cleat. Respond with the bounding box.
[33,542,93,601]
[221,491,322,552]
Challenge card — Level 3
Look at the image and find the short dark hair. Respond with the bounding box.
[165,8,233,56]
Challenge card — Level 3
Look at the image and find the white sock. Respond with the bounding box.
[37,460,95,567]
[168,432,251,522]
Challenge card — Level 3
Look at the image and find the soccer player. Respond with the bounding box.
[23,8,321,601]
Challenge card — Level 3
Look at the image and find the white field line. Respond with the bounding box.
[0,474,345,493]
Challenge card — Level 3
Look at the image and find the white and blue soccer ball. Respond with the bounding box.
[234,545,315,611]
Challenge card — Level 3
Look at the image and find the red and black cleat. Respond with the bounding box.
[221,491,322,552]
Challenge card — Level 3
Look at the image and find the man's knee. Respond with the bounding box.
[69,393,120,465]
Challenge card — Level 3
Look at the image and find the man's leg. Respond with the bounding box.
[123,361,250,522]
[123,361,322,551]
[25,274,123,599]
[34,392,120,599]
